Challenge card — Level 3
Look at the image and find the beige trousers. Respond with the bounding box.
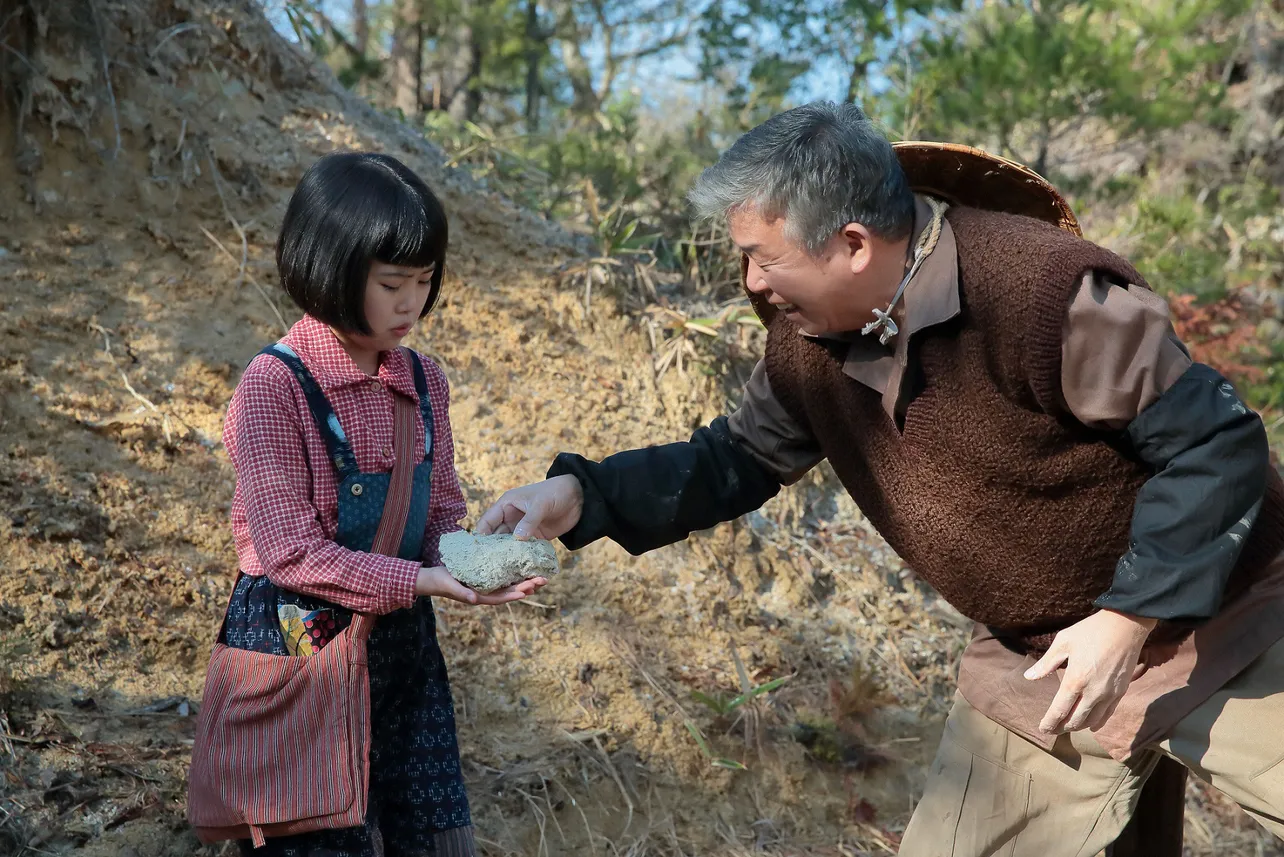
[899,638,1284,857]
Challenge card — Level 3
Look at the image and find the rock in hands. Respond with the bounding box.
[439,531,560,594]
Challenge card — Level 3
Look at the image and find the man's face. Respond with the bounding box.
[730,207,890,337]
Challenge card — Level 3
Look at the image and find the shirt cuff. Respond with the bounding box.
[377,556,422,612]
[547,455,612,551]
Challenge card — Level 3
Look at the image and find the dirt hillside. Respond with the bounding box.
[0,2,1278,856]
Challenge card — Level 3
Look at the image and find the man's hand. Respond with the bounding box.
[1024,609,1157,734]
[476,474,584,541]
[415,566,548,605]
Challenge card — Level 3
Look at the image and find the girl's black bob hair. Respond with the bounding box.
[276,151,448,334]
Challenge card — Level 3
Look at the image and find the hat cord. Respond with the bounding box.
[861,196,949,345]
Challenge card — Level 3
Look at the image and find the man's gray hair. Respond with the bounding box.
[687,101,915,254]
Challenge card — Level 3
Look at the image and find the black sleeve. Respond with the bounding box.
[546,415,783,555]
[1094,363,1270,623]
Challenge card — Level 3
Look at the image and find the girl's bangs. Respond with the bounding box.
[370,187,446,269]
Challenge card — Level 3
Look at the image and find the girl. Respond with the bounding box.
[209,151,546,856]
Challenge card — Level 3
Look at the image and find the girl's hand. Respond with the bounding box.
[415,566,548,605]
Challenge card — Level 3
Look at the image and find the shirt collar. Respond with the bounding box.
[898,194,960,338]
[281,314,420,401]
[806,194,961,421]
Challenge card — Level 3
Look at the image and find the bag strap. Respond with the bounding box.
[350,347,424,642]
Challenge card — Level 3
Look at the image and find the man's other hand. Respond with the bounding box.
[1024,609,1158,734]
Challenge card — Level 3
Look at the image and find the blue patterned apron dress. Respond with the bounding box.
[220,344,474,857]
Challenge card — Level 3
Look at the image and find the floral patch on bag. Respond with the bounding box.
[278,604,340,656]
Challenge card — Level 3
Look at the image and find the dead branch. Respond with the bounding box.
[87,321,173,445]
[149,21,201,58]
[551,776,597,856]
[199,225,288,334]
[201,149,288,332]
[0,40,93,144]
[590,733,633,833]
[0,711,16,761]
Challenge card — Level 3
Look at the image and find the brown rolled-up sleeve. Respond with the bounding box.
[727,359,824,485]
[1060,273,1193,430]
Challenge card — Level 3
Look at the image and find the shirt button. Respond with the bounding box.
[382,446,392,458]
[371,380,383,393]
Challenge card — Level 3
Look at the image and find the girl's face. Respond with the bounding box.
[341,261,436,357]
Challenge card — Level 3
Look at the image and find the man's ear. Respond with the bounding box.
[840,222,875,276]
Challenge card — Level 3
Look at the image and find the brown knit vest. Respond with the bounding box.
[761,206,1284,650]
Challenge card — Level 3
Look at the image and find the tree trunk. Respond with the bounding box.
[552,0,599,119]
[1245,0,1284,167]
[445,1,483,122]
[524,0,542,132]
[846,60,868,103]
[462,28,484,121]
[560,39,599,118]
[352,0,369,56]
[1034,112,1052,176]
[390,0,423,119]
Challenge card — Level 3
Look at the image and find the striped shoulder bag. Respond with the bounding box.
[186,374,420,847]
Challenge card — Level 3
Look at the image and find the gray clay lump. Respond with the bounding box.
[440,531,560,593]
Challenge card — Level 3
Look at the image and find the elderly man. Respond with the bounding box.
[478,102,1284,855]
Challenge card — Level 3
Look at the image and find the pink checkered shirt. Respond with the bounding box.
[223,314,466,614]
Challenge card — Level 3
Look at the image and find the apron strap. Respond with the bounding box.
[257,343,360,480]
[403,347,435,462]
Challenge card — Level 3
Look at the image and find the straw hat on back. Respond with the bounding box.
[892,141,1081,236]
